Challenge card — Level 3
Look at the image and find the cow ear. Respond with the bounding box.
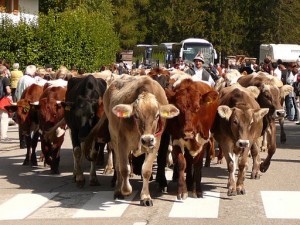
[160,104,180,118]
[164,88,175,101]
[246,86,260,99]
[112,104,133,118]
[217,105,232,120]
[254,108,269,121]
[202,91,219,105]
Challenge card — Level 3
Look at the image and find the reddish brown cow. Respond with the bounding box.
[36,85,67,174]
[164,79,219,199]
[5,84,44,166]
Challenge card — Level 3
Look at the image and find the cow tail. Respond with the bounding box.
[83,113,109,161]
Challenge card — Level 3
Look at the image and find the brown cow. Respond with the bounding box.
[36,85,67,174]
[5,84,44,166]
[84,75,179,206]
[212,84,269,196]
[237,73,292,173]
[164,79,219,200]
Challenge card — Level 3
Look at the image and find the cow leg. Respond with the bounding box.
[104,143,114,175]
[260,122,276,173]
[278,118,286,144]
[261,131,268,152]
[224,151,237,196]
[172,144,188,200]
[217,146,224,164]
[95,142,105,166]
[116,141,132,198]
[73,146,85,187]
[22,135,31,165]
[250,142,261,179]
[236,148,249,195]
[191,152,204,198]
[140,152,157,206]
[155,131,170,193]
[204,138,214,167]
[30,132,40,166]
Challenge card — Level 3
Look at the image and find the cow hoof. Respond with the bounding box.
[114,193,124,200]
[140,199,153,207]
[204,161,210,167]
[22,160,29,166]
[197,191,203,198]
[260,162,270,173]
[89,179,100,186]
[177,192,188,200]
[237,188,246,195]
[76,180,85,188]
[31,161,38,167]
[227,190,237,196]
[51,169,60,174]
[251,173,260,180]
[160,186,168,194]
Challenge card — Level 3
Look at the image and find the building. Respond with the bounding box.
[0,0,39,24]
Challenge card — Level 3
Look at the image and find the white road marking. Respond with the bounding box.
[0,192,58,220]
[73,191,137,218]
[169,191,220,218]
[261,191,300,219]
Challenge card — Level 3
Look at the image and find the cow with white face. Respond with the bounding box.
[84,75,179,206]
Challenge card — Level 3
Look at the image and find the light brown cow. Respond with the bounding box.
[237,73,292,173]
[85,75,179,206]
[212,84,269,196]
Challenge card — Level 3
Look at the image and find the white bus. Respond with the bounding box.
[173,38,217,67]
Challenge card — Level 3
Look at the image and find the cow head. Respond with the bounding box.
[218,105,269,148]
[112,92,179,149]
[62,95,102,140]
[258,84,285,118]
[165,79,219,141]
[37,98,65,130]
[5,99,39,134]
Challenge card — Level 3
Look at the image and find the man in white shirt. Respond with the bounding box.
[15,65,37,101]
[186,54,215,87]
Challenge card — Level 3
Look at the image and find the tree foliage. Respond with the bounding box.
[2,0,300,69]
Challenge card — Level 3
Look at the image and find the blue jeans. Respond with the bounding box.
[285,95,296,120]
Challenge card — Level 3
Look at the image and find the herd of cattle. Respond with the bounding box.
[5,67,293,207]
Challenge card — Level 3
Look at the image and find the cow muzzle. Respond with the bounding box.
[236,139,250,148]
[184,131,194,139]
[141,134,156,148]
[274,109,285,118]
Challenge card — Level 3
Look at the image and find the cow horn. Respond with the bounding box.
[31,101,39,105]
[43,118,66,141]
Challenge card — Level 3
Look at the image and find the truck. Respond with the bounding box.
[259,44,300,64]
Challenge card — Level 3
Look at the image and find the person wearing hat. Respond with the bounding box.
[185,53,215,87]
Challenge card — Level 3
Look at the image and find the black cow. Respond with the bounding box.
[61,75,107,187]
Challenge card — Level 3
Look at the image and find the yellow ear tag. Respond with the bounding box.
[118,111,130,118]
[23,105,30,113]
[162,111,169,117]
[65,106,71,111]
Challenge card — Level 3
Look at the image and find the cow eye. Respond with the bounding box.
[233,118,238,125]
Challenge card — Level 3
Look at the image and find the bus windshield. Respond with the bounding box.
[182,42,213,63]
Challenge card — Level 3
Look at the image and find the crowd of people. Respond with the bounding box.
[1,54,300,143]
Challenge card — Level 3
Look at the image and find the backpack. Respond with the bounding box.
[297,74,300,82]
[0,77,5,99]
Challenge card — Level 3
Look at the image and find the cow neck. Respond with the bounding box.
[154,118,163,137]
[133,117,163,137]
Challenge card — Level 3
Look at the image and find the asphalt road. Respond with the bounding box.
[0,120,299,225]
